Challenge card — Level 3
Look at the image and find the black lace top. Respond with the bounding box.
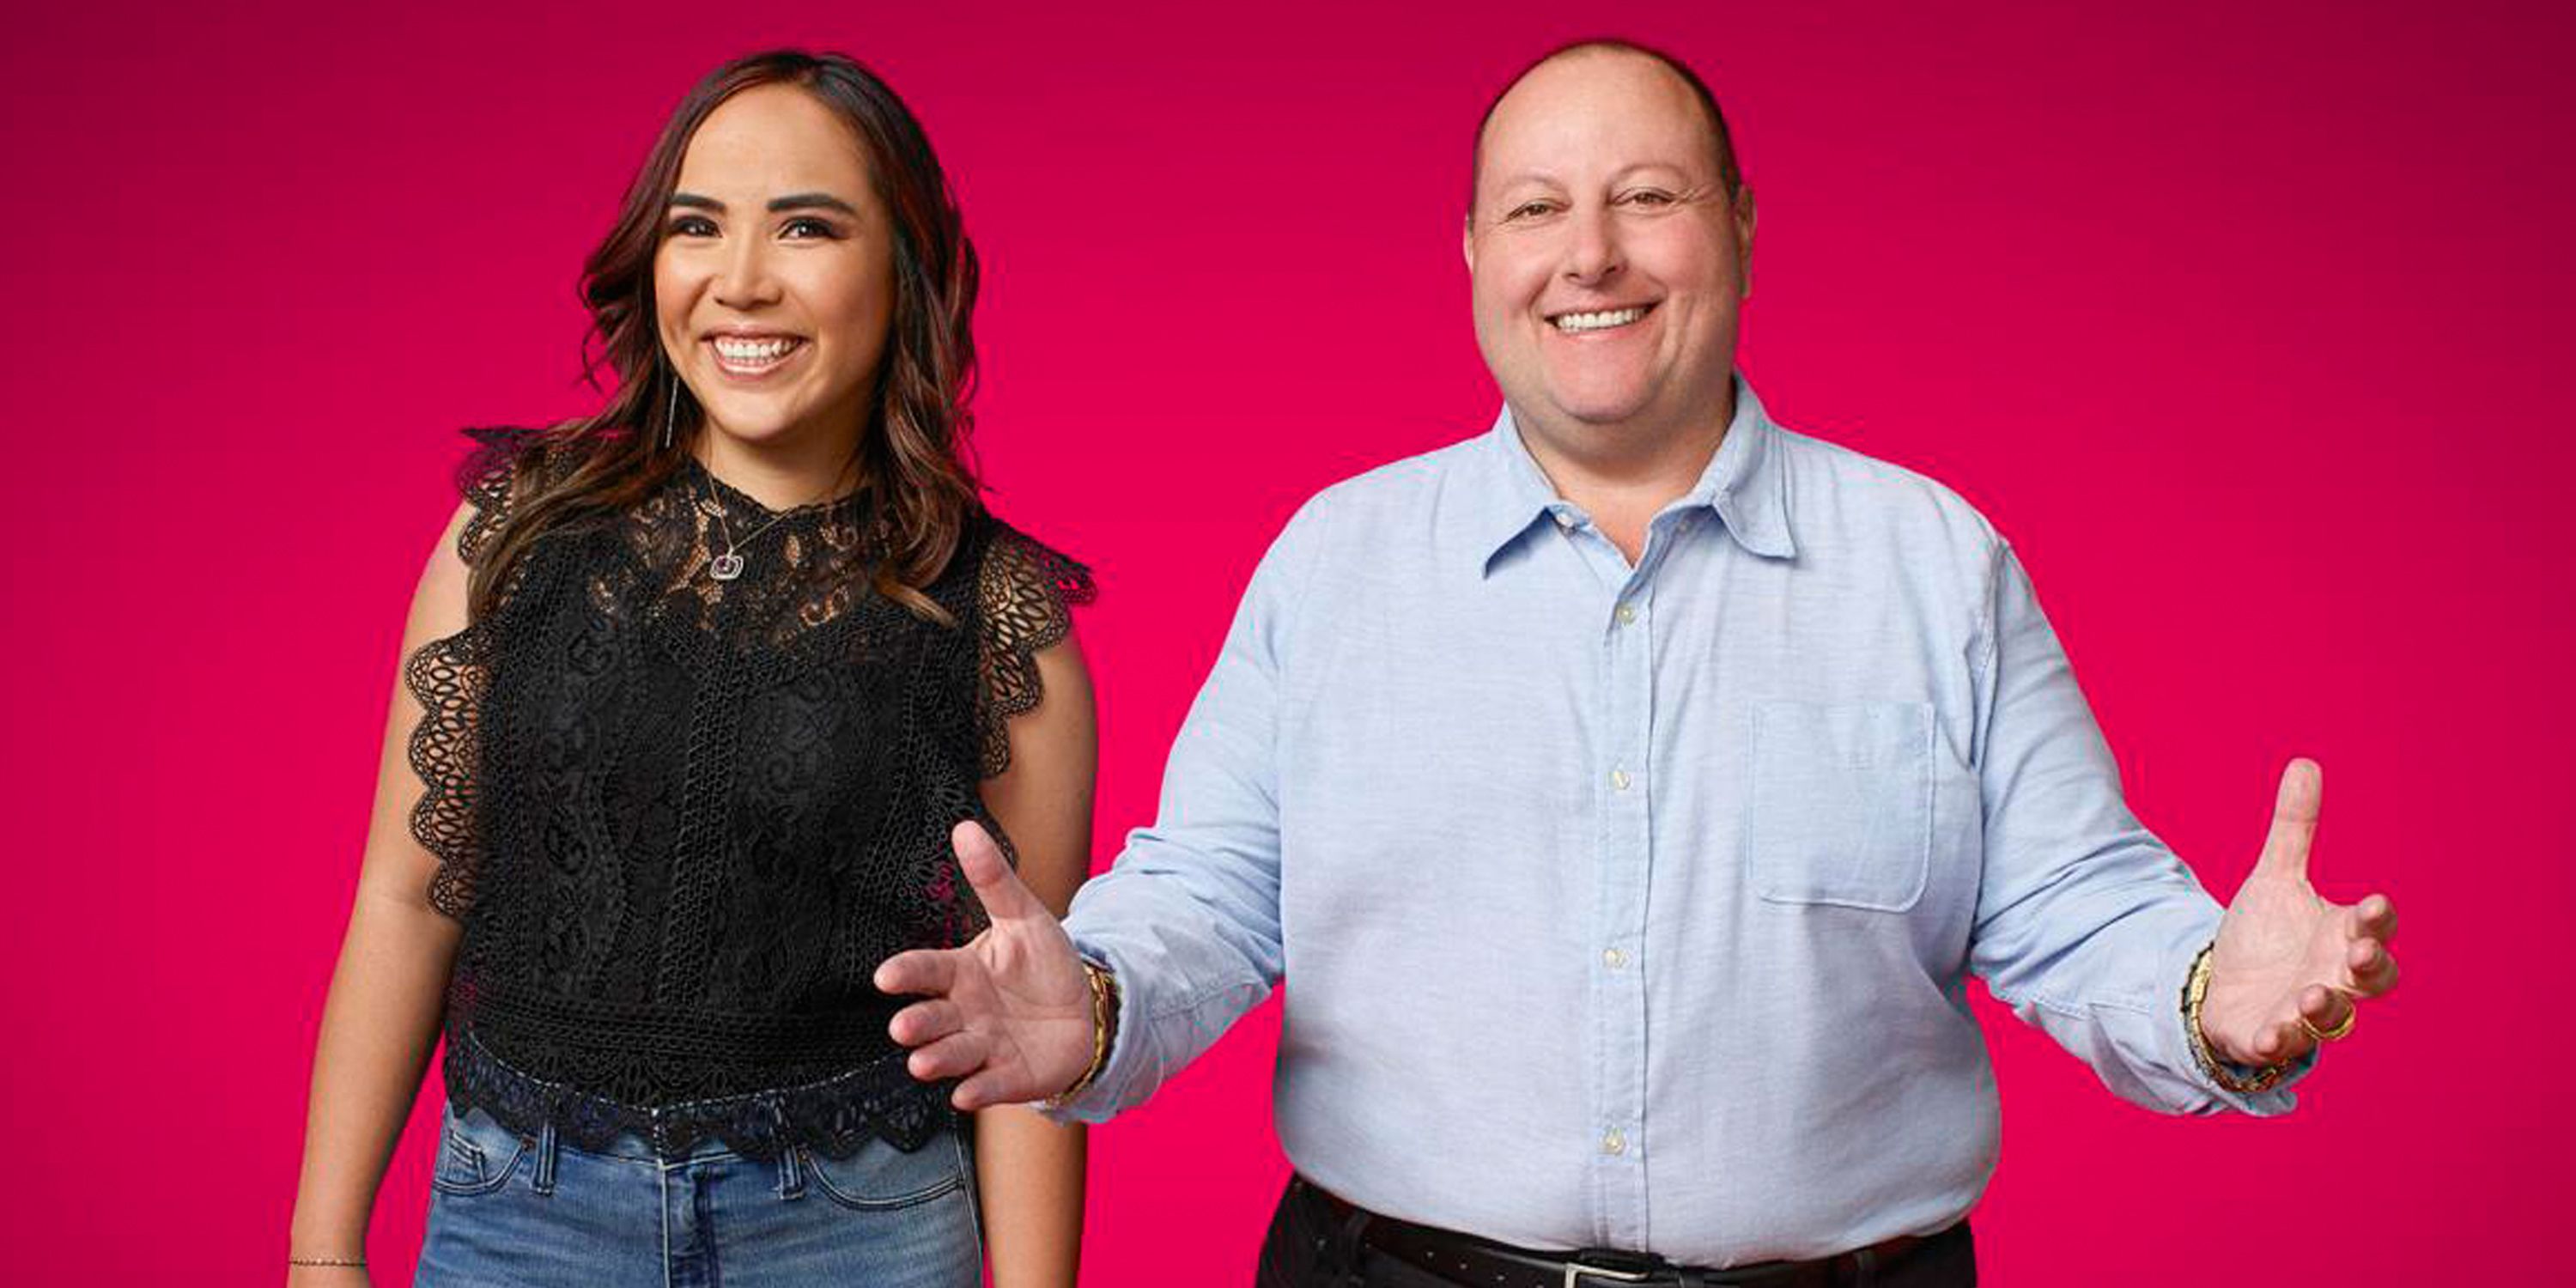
[404,428,1091,1161]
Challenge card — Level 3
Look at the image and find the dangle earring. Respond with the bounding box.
[660,378,681,452]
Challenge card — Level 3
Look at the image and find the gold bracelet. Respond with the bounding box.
[288,1254,368,1268]
[1042,960,1118,1108]
[2180,941,2293,1095]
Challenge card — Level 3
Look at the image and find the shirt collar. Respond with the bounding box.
[1467,374,1798,574]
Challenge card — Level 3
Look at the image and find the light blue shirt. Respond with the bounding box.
[1058,379,2297,1267]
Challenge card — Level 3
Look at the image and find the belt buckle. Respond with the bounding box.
[1563,1249,1661,1287]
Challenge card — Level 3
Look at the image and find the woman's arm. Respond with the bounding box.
[285,504,477,1286]
[975,633,1098,1288]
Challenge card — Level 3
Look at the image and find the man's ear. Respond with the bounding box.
[1462,212,1477,271]
[1733,185,1758,299]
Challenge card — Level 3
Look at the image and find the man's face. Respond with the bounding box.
[1466,51,1754,451]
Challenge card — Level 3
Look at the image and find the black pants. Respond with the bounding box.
[1255,1176,1976,1287]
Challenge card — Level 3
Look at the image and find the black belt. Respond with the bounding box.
[1298,1176,1960,1288]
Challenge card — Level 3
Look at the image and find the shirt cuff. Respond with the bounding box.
[1035,936,1155,1125]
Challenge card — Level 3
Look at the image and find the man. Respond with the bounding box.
[878,39,2399,1285]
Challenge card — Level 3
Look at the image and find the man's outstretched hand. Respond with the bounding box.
[2200,759,2400,1069]
[874,821,1097,1110]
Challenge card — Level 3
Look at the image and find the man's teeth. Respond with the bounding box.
[713,337,799,363]
[1552,307,1647,333]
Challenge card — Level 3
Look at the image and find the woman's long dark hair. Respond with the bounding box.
[468,49,983,624]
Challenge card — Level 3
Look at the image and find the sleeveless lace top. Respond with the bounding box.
[403,428,1092,1161]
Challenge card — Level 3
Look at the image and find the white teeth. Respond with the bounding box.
[712,337,799,363]
[1552,307,1648,333]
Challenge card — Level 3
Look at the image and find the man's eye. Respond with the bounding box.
[1507,201,1557,221]
[1621,189,1676,207]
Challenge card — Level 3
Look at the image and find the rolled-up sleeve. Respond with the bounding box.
[1046,501,1329,1122]
[1967,542,2304,1115]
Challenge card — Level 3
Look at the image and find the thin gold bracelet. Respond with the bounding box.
[2180,941,2293,1094]
[1042,960,1118,1108]
[288,1254,368,1268]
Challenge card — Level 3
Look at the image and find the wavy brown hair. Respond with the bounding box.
[467,49,983,625]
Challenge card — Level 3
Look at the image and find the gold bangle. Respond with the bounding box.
[2180,941,2293,1095]
[288,1255,368,1268]
[1042,960,1118,1108]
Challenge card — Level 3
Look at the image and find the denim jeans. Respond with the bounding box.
[416,1100,982,1287]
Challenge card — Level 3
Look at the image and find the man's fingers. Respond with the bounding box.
[2254,757,2324,879]
[952,1066,1033,1113]
[2342,898,2400,994]
[952,819,1048,924]
[873,947,957,999]
[2251,1015,2314,1064]
[2298,983,2350,1030]
[2347,937,2400,996]
[2299,983,2365,1051]
[906,1032,989,1083]
[888,999,964,1048]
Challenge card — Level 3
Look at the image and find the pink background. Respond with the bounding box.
[3,0,2568,1282]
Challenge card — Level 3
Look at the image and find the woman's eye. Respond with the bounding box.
[781,217,841,240]
[665,216,718,238]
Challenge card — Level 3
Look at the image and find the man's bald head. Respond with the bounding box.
[1469,39,1747,222]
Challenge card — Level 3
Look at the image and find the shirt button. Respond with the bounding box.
[1610,768,1631,792]
[1552,510,1577,530]
[1602,947,1629,969]
[1615,604,1637,625]
[1601,1129,1627,1156]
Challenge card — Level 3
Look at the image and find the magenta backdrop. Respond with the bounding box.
[3,1,2567,1283]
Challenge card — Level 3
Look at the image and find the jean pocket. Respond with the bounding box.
[1746,699,1933,912]
[428,1103,533,1197]
[803,1135,968,1212]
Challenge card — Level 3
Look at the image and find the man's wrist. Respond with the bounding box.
[1041,957,1120,1108]
[2180,940,2294,1094]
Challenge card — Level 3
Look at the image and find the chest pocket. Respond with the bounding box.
[1745,699,1933,912]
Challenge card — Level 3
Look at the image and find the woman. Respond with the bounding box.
[286,50,1094,1287]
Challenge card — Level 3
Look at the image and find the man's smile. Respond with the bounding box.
[1546,301,1657,334]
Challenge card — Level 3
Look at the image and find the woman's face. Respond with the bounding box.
[654,83,897,457]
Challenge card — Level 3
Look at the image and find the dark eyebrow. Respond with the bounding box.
[665,192,860,216]
[766,192,860,216]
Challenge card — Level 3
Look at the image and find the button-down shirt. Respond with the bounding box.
[1057,378,2296,1267]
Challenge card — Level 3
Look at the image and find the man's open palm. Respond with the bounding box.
[874,821,1097,1109]
[2200,759,2400,1067]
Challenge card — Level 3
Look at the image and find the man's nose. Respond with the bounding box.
[1561,204,1624,285]
[714,236,781,309]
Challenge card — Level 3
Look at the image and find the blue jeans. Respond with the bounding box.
[416,1100,982,1287]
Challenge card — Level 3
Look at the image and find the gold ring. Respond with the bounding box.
[2300,1006,2357,1043]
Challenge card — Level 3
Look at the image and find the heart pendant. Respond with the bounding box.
[709,552,744,581]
